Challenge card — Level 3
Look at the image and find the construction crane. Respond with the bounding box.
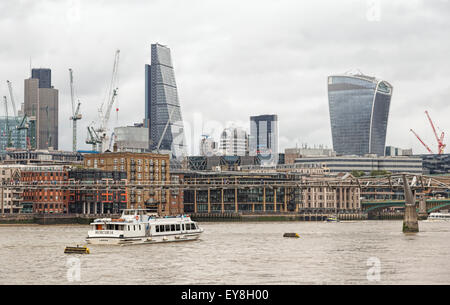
[3,96,13,148]
[86,125,101,151]
[69,68,82,152]
[89,49,120,152]
[17,114,30,149]
[410,110,446,154]
[6,81,18,120]
[425,110,446,154]
[410,128,433,154]
[7,80,33,149]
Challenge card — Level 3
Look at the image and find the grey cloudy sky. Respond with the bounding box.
[1,0,449,155]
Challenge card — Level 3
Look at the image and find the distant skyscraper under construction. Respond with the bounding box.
[328,72,393,156]
[145,43,186,159]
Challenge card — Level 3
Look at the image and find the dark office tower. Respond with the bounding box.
[249,114,279,165]
[145,43,186,158]
[24,68,59,150]
[31,68,52,88]
[328,72,393,156]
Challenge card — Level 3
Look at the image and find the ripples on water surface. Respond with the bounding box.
[0,220,449,284]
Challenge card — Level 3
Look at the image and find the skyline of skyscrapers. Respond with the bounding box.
[145,43,187,159]
[328,72,393,156]
[2,52,399,159]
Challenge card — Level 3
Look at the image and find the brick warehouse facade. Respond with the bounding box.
[83,152,183,215]
[20,165,69,214]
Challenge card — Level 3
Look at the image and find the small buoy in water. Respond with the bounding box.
[283,233,300,238]
[64,245,90,254]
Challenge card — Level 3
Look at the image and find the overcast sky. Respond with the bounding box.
[1,0,449,155]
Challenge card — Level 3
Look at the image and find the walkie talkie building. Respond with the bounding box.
[328,73,393,156]
[145,43,187,159]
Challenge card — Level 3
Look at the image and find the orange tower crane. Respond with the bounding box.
[410,110,446,154]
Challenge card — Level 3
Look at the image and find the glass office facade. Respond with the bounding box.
[249,114,279,165]
[328,74,393,156]
[145,44,186,158]
[0,116,27,152]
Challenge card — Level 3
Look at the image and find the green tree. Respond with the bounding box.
[351,170,365,177]
[370,170,391,176]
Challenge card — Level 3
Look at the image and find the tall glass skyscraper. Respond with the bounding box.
[249,114,279,165]
[145,43,186,158]
[328,73,393,156]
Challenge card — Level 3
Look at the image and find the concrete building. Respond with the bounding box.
[421,154,450,174]
[220,127,248,156]
[199,135,217,157]
[114,125,149,153]
[284,145,336,164]
[83,152,182,215]
[0,165,23,213]
[3,149,82,165]
[24,69,59,150]
[249,114,278,165]
[240,163,327,176]
[145,43,187,159]
[328,72,393,156]
[385,146,413,157]
[300,183,361,212]
[294,155,423,175]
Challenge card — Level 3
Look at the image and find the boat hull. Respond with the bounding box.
[86,233,201,245]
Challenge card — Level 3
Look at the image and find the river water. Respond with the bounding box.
[0,220,449,285]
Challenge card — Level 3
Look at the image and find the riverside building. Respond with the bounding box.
[294,155,423,175]
[83,152,182,215]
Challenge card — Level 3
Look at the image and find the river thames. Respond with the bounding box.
[0,220,449,285]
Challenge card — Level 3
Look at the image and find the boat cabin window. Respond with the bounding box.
[97,224,124,231]
[185,223,197,230]
[154,224,182,233]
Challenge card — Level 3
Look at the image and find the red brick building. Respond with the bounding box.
[20,166,69,214]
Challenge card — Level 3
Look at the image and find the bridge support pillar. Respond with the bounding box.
[402,175,419,233]
[418,194,428,220]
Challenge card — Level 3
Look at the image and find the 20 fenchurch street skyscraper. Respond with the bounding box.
[328,72,393,156]
[145,43,187,158]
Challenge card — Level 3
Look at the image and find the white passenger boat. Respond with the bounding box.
[427,212,450,221]
[86,209,204,245]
